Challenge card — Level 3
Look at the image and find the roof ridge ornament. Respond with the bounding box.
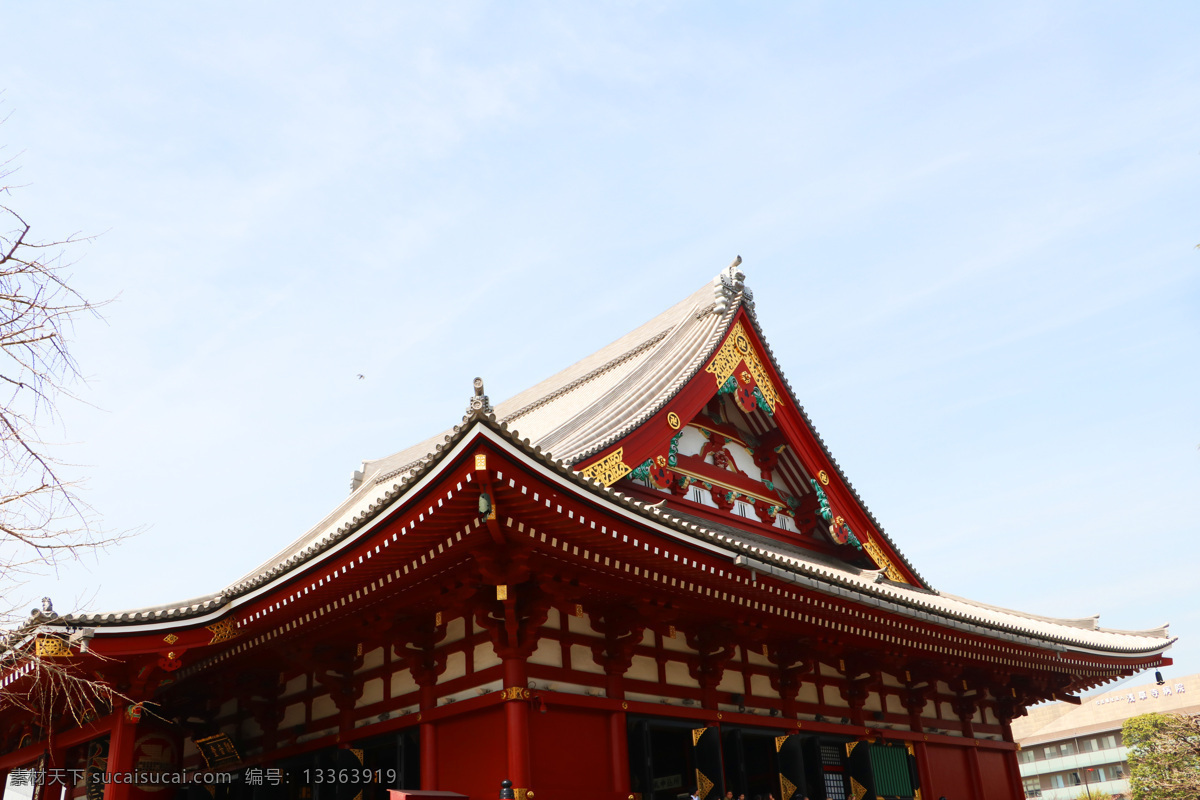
[466,376,493,419]
[714,256,752,315]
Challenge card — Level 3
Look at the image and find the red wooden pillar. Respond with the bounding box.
[418,681,438,790]
[965,745,986,800]
[419,723,437,791]
[1001,749,1024,800]
[609,710,630,795]
[103,707,137,800]
[502,657,531,791]
[912,741,933,799]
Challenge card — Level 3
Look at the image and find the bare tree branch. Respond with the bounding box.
[0,118,128,723]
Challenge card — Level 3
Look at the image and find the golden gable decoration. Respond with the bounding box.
[580,448,632,487]
[705,320,780,412]
[862,539,909,584]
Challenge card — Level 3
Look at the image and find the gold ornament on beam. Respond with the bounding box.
[35,637,72,658]
[580,448,632,487]
[206,618,241,645]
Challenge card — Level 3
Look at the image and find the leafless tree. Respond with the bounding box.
[0,129,127,726]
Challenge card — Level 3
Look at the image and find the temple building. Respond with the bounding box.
[0,264,1175,800]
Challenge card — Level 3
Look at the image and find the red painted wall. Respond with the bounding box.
[530,706,616,800]
[435,707,507,800]
[977,749,1020,800]
[924,744,973,800]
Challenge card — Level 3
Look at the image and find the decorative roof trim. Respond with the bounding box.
[39,417,1174,659]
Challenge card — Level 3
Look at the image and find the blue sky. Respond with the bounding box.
[2,2,1197,684]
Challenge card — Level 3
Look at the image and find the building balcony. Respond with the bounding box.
[1018,746,1128,776]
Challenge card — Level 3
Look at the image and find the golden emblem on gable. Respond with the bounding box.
[667,411,682,430]
[206,618,241,645]
[580,448,632,487]
[705,321,779,412]
[35,637,73,658]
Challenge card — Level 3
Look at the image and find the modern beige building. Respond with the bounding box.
[1011,672,1200,799]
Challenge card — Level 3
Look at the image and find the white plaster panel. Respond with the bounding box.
[358,647,385,673]
[357,678,384,708]
[566,613,600,637]
[864,692,883,713]
[664,661,699,688]
[819,662,840,678]
[391,668,417,698]
[936,681,953,696]
[746,649,770,667]
[750,674,774,698]
[217,699,237,718]
[797,684,819,704]
[311,694,338,720]
[443,651,466,682]
[640,629,655,646]
[983,706,998,725]
[528,638,563,667]
[733,500,761,521]
[886,695,905,715]
[725,441,758,477]
[474,641,503,671]
[280,702,304,729]
[628,655,658,682]
[570,644,605,675]
[717,671,745,694]
[823,686,849,708]
[545,681,602,698]
[444,617,467,644]
[881,673,903,688]
[240,718,263,740]
[940,701,955,720]
[676,427,708,457]
[625,691,665,705]
[282,674,306,698]
[661,635,696,654]
[544,608,561,630]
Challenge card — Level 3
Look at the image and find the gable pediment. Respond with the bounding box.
[578,308,921,586]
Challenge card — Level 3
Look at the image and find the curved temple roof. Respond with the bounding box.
[28,264,1174,665]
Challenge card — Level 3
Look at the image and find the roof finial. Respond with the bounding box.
[713,256,748,315]
[467,377,492,417]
